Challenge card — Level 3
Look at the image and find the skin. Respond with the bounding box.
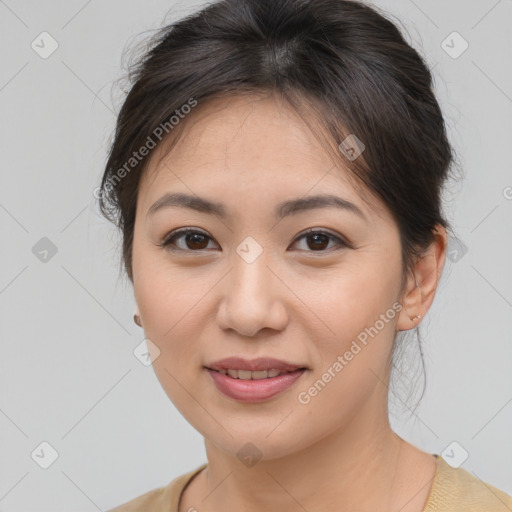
[132,92,447,512]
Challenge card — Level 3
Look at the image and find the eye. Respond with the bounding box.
[290,228,349,253]
[160,228,218,252]
[159,227,350,253]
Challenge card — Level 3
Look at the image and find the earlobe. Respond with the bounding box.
[396,275,425,331]
[396,225,447,331]
[134,309,143,327]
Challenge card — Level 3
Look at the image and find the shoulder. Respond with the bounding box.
[106,463,208,512]
[424,455,512,512]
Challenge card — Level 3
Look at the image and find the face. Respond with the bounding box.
[132,93,408,460]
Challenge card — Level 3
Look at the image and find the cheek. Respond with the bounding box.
[133,250,187,344]
[287,253,401,347]
[288,257,401,403]
[135,264,207,348]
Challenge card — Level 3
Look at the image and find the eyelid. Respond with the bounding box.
[295,227,348,244]
[162,226,209,243]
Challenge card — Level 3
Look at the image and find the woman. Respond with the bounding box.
[99,0,512,510]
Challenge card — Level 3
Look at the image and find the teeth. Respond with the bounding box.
[238,370,253,380]
[218,368,291,379]
[251,370,269,380]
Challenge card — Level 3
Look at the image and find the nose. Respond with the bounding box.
[216,250,289,338]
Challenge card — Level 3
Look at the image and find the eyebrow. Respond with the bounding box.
[147,192,367,221]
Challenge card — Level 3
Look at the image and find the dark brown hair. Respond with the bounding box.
[98,0,459,410]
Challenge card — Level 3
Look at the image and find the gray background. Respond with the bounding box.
[1,0,511,510]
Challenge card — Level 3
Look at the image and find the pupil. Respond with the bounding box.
[309,234,328,250]
[188,233,207,249]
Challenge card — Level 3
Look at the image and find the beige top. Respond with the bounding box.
[107,454,512,512]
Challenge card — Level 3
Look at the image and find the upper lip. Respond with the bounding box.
[205,357,306,372]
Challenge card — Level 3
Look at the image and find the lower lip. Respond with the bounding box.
[206,368,307,402]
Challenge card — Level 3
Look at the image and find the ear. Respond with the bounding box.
[396,224,448,331]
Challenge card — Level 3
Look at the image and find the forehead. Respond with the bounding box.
[138,93,384,221]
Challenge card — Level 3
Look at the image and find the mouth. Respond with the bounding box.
[204,357,308,402]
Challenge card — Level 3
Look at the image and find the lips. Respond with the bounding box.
[206,367,307,402]
[205,356,306,373]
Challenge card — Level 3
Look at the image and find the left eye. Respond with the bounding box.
[292,229,348,252]
[160,228,348,253]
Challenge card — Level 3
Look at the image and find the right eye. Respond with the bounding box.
[160,228,219,252]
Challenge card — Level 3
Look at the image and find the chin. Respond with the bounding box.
[200,424,314,464]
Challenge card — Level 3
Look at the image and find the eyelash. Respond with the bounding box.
[159,227,350,254]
